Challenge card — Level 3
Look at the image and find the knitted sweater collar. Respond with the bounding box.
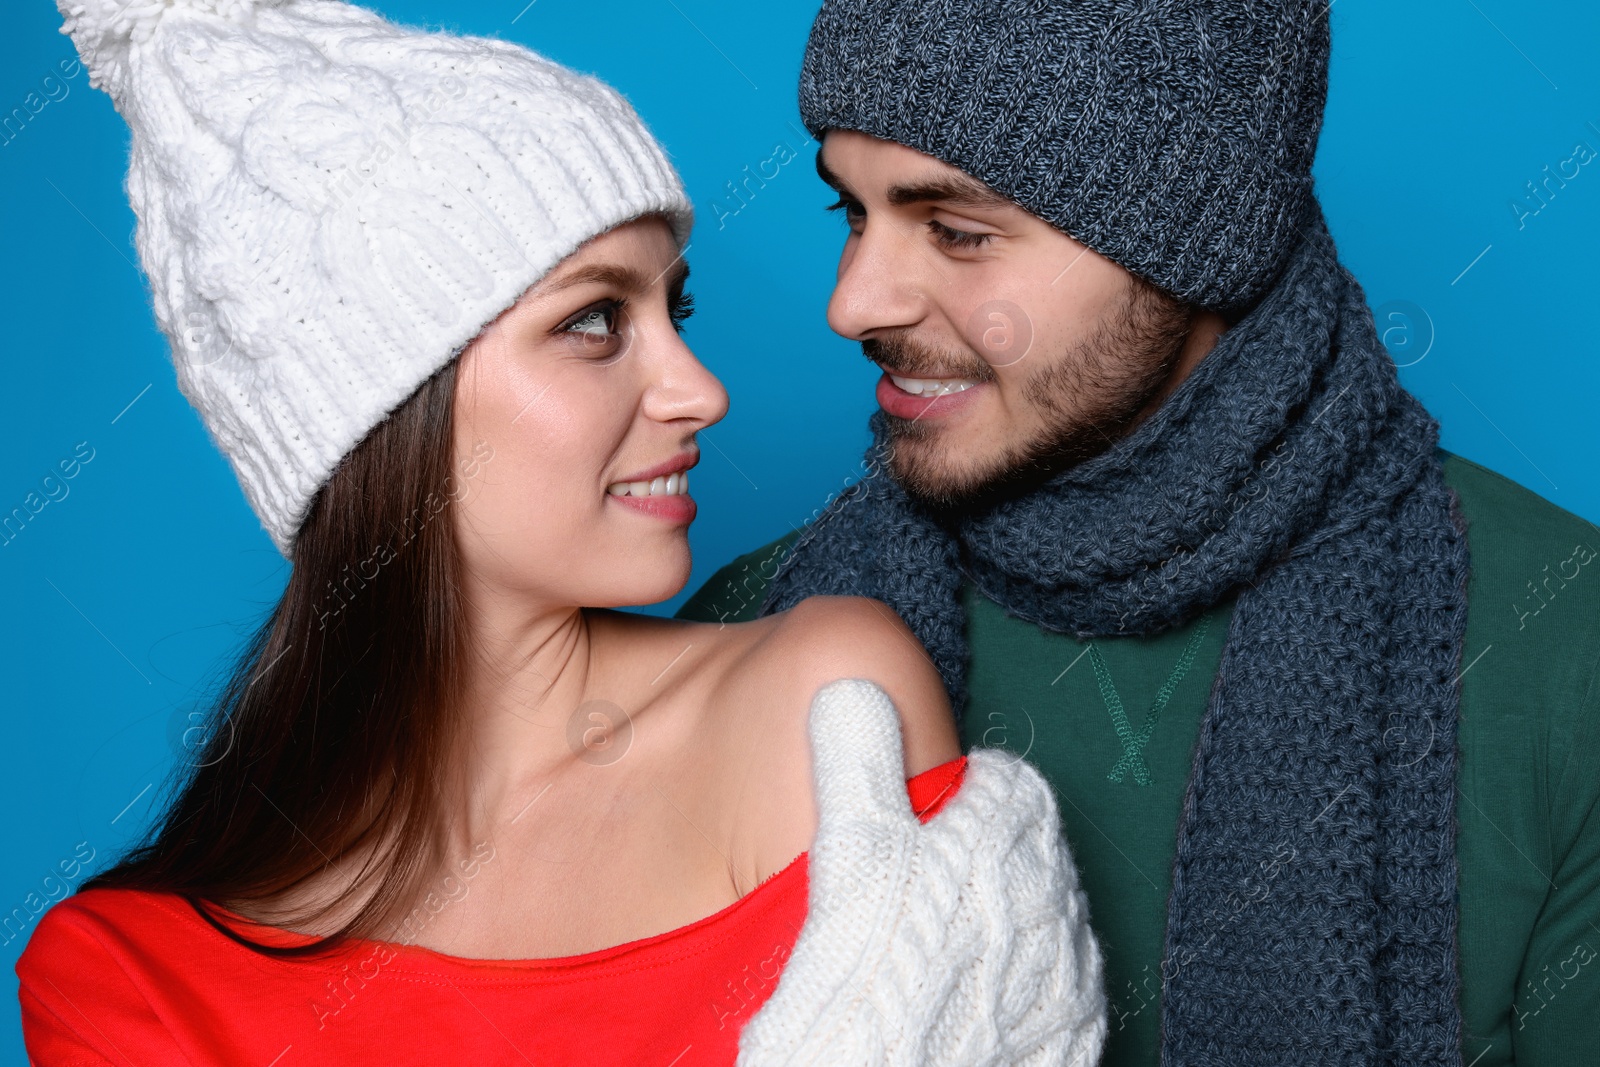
[758,198,1470,1065]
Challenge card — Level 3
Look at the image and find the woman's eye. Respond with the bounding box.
[929,220,993,250]
[669,288,696,333]
[565,305,617,337]
[557,300,627,359]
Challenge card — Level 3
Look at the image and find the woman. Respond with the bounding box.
[20,0,1105,1063]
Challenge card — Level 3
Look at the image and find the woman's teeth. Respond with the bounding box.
[607,471,690,497]
[889,374,979,397]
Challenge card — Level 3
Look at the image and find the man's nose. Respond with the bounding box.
[826,219,930,341]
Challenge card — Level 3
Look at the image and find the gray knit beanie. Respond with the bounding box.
[799,0,1331,316]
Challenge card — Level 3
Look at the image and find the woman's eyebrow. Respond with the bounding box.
[661,259,690,293]
[542,263,654,295]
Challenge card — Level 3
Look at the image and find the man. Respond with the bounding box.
[679,2,1599,1066]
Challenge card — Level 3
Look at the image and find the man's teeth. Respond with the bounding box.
[889,374,978,397]
[606,471,690,497]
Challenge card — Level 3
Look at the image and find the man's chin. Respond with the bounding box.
[885,425,1119,514]
[886,438,1038,514]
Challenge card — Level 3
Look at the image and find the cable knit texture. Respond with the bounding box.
[758,199,1471,1066]
[740,678,1106,1066]
[57,0,692,554]
[799,0,1329,315]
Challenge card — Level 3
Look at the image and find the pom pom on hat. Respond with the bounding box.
[57,0,692,556]
[59,0,273,92]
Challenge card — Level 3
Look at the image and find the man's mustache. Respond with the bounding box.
[861,332,997,382]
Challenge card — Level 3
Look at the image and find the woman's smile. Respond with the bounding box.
[603,450,699,523]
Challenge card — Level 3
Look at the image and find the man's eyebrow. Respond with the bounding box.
[886,174,1011,210]
[814,150,848,193]
[814,149,1011,211]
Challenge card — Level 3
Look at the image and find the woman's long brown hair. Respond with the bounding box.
[83,358,475,957]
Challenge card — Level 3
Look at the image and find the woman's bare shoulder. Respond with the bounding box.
[724,595,959,777]
[703,596,962,886]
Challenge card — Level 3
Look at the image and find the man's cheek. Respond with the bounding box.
[965,298,1035,370]
[964,361,1032,435]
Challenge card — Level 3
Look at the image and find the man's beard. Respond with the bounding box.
[866,277,1194,514]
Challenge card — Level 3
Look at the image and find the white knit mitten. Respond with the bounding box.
[737,678,1107,1066]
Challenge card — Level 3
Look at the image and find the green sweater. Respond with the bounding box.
[676,451,1600,1067]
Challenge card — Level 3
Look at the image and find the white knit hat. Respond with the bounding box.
[57,0,693,555]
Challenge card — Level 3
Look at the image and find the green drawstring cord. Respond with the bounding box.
[1088,614,1212,786]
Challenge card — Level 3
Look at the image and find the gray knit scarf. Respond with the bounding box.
[757,200,1470,1066]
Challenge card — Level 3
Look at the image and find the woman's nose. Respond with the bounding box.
[643,331,729,428]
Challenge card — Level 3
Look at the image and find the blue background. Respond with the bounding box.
[2,0,1597,1057]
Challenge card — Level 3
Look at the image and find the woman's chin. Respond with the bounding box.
[587,558,693,610]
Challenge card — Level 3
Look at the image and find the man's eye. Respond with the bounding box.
[825,197,866,226]
[929,219,993,250]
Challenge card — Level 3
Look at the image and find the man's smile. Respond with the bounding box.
[874,370,989,419]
